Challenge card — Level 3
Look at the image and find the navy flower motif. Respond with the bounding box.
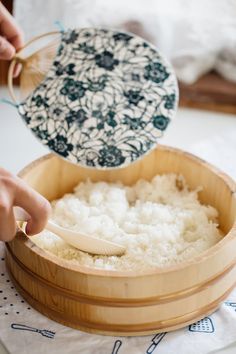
[86,160,96,167]
[98,146,125,167]
[64,30,78,44]
[84,31,92,37]
[22,114,31,125]
[47,135,73,157]
[131,73,140,81]
[32,95,48,108]
[87,75,108,92]
[32,128,50,141]
[163,94,176,109]
[57,44,64,56]
[54,63,65,76]
[53,108,63,116]
[18,28,177,169]
[85,151,98,167]
[144,62,169,83]
[94,110,117,130]
[124,90,144,106]
[106,111,117,127]
[123,115,146,130]
[113,33,132,42]
[95,51,119,71]
[92,110,103,118]
[60,78,86,101]
[78,43,96,54]
[33,114,47,124]
[49,107,65,121]
[66,109,87,127]
[55,62,76,76]
[152,115,170,130]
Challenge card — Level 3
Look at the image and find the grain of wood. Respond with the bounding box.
[5,145,236,335]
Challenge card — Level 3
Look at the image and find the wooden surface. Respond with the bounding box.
[5,145,236,336]
[179,71,236,114]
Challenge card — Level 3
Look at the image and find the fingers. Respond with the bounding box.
[0,36,22,75]
[0,35,15,60]
[0,168,51,241]
[0,3,24,51]
[0,196,16,242]
[13,177,51,236]
[0,3,24,65]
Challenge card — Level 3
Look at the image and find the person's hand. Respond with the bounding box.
[0,2,23,76]
[0,167,51,242]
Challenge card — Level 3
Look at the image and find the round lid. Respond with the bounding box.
[15,28,178,169]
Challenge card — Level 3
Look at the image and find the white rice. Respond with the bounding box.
[32,174,221,271]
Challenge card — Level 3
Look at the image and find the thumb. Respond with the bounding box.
[0,35,15,60]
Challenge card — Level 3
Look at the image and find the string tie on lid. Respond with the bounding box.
[54,21,65,33]
[0,98,18,108]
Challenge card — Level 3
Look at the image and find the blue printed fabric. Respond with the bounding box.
[18,28,178,168]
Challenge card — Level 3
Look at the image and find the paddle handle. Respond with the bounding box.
[14,206,55,233]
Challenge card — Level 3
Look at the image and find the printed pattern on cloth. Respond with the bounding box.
[18,28,178,168]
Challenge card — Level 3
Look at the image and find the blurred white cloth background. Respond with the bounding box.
[14,0,236,84]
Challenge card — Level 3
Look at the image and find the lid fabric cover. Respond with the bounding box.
[18,28,178,169]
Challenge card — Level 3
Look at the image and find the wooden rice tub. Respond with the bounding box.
[5,145,236,336]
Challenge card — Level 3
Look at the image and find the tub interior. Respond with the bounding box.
[20,147,236,235]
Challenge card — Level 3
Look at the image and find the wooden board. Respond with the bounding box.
[179,71,236,114]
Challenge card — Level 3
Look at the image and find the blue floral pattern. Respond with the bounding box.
[18,28,178,168]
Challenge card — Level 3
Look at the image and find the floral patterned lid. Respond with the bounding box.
[18,28,178,169]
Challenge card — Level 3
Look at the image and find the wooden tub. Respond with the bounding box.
[5,145,236,336]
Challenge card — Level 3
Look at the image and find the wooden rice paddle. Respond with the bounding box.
[14,206,125,256]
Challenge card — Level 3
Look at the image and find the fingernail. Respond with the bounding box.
[25,222,33,236]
